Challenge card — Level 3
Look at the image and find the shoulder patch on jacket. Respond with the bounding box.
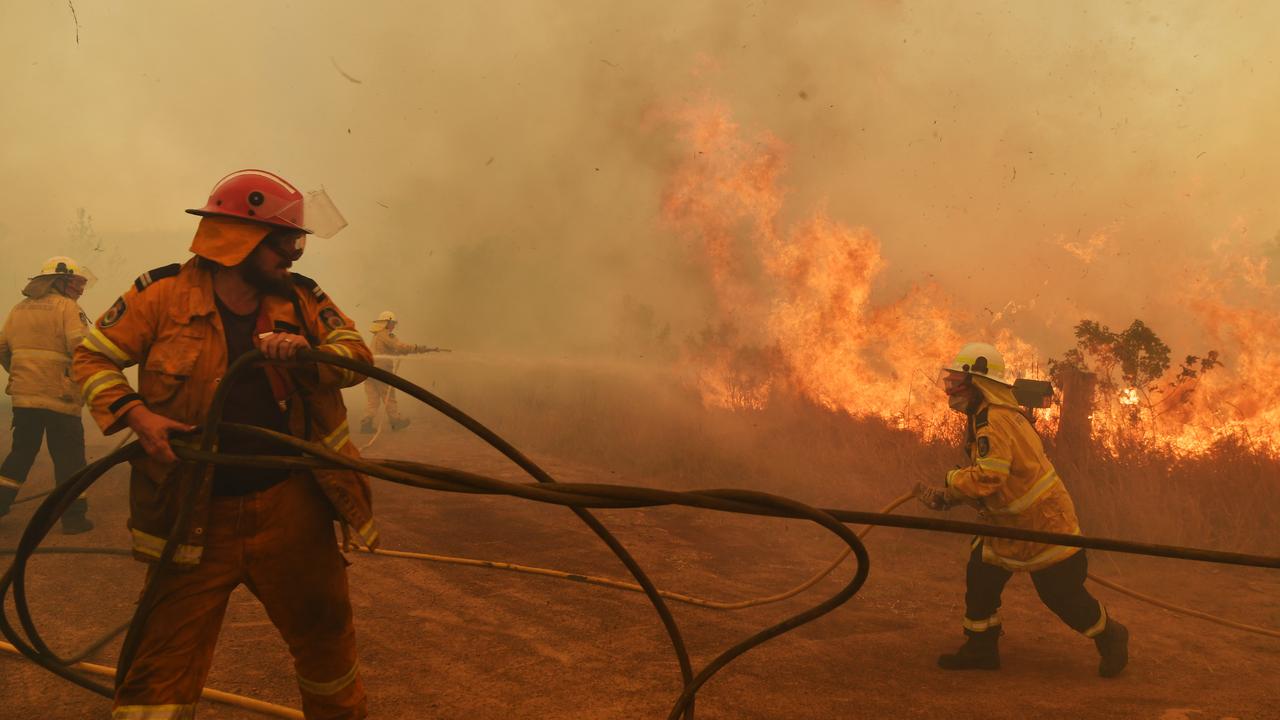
[99,297,127,328]
[319,307,344,330]
[134,263,181,292]
[290,273,327,302]
[973,407,990,430]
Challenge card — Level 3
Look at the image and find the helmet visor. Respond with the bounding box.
[75,264,98,290]
[279,188,348,239]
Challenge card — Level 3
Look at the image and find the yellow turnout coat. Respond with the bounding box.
[945,377,1082,572]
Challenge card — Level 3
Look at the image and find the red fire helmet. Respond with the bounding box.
[186,169,311,234]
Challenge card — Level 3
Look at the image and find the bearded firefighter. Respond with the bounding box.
[0,257,95,533]
[360,310,440,433]
[914,342,1129,677]
[72,169,376,719]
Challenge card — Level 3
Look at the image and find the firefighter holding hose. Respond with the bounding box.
[914,342,1129,677]
[360,310,443,433]
[71,169,376,719]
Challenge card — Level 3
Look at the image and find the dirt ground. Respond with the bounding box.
[2,419,1278,719]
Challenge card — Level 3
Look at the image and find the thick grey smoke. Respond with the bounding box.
[2,1,1277,362]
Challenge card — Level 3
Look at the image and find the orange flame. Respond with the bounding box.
[662,99,1280,457]
[662,100,1029,437]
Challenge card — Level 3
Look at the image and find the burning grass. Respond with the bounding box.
[391,355,1280,557]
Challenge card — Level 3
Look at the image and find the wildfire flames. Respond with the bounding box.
[661,98,1280,456]
[662,99,1035,437]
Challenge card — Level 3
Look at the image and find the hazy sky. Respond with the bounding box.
[2,1,1277,364]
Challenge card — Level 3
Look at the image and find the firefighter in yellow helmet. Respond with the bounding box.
[360,310,440,433]
[0,257,95,533]
[914,342,1129,677]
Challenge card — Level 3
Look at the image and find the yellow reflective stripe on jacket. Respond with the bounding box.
[1083,605,1108,638]
[298,660,360,696]
[321,341,353,357]
[980,539,1078,570]
[82,327,133,367]
[0,475,20,490]
[11,348,71,363]
[82,368,131,404]
[357,518,379,547]
[985,469,1060,516]
[317,342,357,385]
[111,703,196,719]
[130,528,203,565]
[962,614,1001,632]
[323,328,363,344]
[322,420,350,451]
[976,457,1011,475]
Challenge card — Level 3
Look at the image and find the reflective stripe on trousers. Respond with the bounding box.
[111,704,196,720]
[299,660,360,697]
[962,614,1002,632]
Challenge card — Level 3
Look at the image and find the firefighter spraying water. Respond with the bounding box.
[360,310,448,434]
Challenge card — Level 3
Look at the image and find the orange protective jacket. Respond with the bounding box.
[71,258,380,566]
[945,378,1082,572]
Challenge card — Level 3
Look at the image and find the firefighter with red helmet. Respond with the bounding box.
[915,342,1129,678]
[72,169,374,719]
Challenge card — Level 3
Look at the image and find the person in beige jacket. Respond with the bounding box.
[0,256,95,533]
[360,310,439,433]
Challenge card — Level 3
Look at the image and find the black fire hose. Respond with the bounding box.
[0,441,142,696]
[2,348,1278,719]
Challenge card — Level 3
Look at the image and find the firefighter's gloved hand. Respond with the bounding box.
[914,482,957,511]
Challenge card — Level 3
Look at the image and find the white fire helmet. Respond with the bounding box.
[370,310,397,333]
[33,256,96,288]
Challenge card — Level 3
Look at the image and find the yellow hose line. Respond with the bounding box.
[1086,572,1280,639]
[359,491,1280,637]
[0,641,303,719]
[358,492,917,611]
[359,360,400,451]
[359,418,385,451]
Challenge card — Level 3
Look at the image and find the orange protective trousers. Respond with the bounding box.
[112,475,366,719]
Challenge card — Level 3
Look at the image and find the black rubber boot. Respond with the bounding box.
[1095,619,1129,678]
[390,417,411,431]
[938,628,1001,670]
[0,486,17,517]
[61,514,94,535]
[359,417,375,434]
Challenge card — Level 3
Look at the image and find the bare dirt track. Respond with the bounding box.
[2,422,1279,719]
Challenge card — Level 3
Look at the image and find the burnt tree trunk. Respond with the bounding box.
[1055,367,1098,469]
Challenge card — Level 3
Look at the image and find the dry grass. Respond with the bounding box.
[382,353,1279,556]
